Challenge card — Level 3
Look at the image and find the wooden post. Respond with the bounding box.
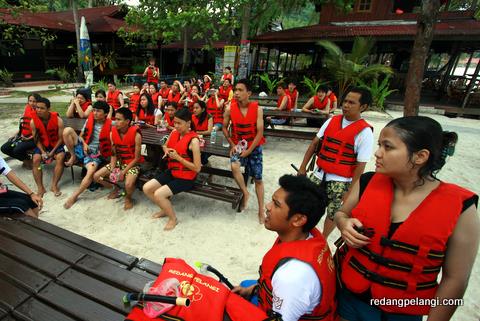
[403,0,441,116]
[294,54,298,71]
[463,51,474,77]
[276,49,281,78]
[265,48,271,72]
[439,46,460,94]
[461,60,480,109]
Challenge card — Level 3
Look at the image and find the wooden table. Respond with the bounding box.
[262,108,328,120]
[261,108,326,140]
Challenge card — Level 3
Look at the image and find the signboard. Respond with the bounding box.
[223,45,238,76]
[215,56,223,85]
[237,41,250,80]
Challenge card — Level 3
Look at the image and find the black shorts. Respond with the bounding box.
[155,169,195,195]
[0,190,37,214]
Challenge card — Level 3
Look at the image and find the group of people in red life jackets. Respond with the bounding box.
[1,66,478,321]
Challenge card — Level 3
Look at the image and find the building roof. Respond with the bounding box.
[0,5,126,33]
[251,18,480,43]
[162,40,229,49]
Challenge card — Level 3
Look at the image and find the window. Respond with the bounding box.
[357,0,372,12]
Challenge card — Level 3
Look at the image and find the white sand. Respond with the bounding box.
[0,107,478,320]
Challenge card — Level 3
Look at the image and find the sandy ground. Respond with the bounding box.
[0,105,478,320]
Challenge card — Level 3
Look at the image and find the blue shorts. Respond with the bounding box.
[230,146,263,180]
[74,141,105,166]
[337,288,422,321]
[33,146,65,155]
[240,280,259,306]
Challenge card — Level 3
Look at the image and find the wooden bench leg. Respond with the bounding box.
[70,166,75,183]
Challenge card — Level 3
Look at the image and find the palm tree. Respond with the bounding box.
[317,37,393,99]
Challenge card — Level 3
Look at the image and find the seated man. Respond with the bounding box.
[233,175,337,321]
[0,155,43,217]
[63,101,113,209]
[30,97,65,197]
[327,88,338,113]
[302,85,330,128]
[94,108,142,210]
[266,85,292,127]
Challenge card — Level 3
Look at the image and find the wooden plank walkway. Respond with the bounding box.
[0,215,159,321]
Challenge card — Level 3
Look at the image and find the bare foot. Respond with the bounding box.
[152,211,167,219]
[124,197,134,210]
[64,155,76,167]
[107,188,120,199]
[63,196,77,209]
[240,191,250,211]
[50,186,62,197]
[164,218,178,231]
[258,211,266,224]
[37,187,47,198]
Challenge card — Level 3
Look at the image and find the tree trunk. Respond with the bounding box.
[71,0,83,82]
[403,0,441,116]
[240,2,251,42]
[181,27,188,74]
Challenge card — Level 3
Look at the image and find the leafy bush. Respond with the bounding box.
[45,67,72,83]
[131,64,145,74]
[301,76,328,97]
[92,78,109,92]
[258,73,284,96]
[0,68,13,87]
[357,76,397,111]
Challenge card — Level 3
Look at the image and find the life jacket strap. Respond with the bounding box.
[380,237,445,260]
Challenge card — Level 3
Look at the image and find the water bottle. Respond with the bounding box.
[210,127,217,144]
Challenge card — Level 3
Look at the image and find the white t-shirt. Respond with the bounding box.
[0,156,12,176]
[270,235,322,321]
[314,117,373,182]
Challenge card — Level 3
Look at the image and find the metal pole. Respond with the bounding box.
[463,51,474,77]
[461,59,480,109]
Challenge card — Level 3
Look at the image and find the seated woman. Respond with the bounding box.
[142,108,201,231]
[0,155,43,217]
[66,91,92,119]
[334,116,479,321]
[135,93,156,127]
[1,93,41,164]
[158,101,178,131]
[192,100,213,165]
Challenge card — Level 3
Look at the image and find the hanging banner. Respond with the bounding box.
[237,40,250,80]
[223,45,238,76]
[215,55,223,84]
[80,16,93,87]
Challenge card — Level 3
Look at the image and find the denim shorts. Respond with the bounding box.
[74,141,105,166]
[33,146,65,155]
[231,146,263,180]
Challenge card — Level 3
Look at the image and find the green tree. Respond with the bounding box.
[318,37,394,99]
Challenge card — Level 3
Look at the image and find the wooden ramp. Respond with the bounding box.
[0,215,161,321]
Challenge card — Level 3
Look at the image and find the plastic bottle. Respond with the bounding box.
[210,127,217,144]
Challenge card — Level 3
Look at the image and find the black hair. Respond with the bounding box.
[115,107,133,122]
[223,78,231,85]
[28,93,42,101]
[279,175,328,233]
[193,100,208,128]
[386,116,458,181]
[236,79,251,92]
[137,93,155,117]
[95,89,106,98]
[76,91,90,102]
[166,101,178,109]
[317,85,329,93]
[348,86,372,107]
[174,107,192,123]
[107,80,116,86]
[191,84,200,93]
[36,97,51,109]
[225,66,231,71]
[148,82,158,91]
[133,82,142,89]
[92,101,109,114]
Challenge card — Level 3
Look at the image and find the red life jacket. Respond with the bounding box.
[277,95,292,111]
[207,96,223,124]
[313,95,329,110]
[20,104,35,137]
[223,73,233,83]
[125,258,271,321]
[32,112,59,149]
[111,126,143,165]
[137,108,156,125]
[146,66,159,84]
[164,113,174,127]
[107,90,122,110]
[82,113,112,158]
[286,88,298,105]
[218,86,232,101]
[337,173,477,315]
[328,92,337,104]
[203,81,211,91]
[192,114,209,132]
[230,100,265,148]
[159,87,170,99]
[151,92,160,107]
[166,130,198,180]
[129,93,141,113]
[258,228,337,321]
[73,101,91,118]
[167,91,181,104]
[316,115,371,178]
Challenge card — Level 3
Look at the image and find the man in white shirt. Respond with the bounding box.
[233,175,337,321]
[298,87,374,239]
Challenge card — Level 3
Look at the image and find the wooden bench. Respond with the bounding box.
[264,128,316,140]
[251,95,308,106]
[137,166,244,212]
